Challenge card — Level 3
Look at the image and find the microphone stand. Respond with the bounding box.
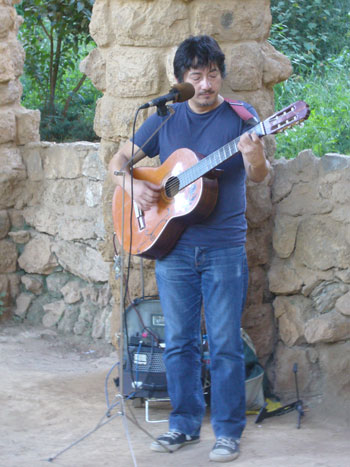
[114,103,176,397]
[44,102,179,463]
[255,363,304,428]
[123,106,175,169]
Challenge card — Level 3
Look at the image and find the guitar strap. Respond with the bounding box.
[224,98,259,124]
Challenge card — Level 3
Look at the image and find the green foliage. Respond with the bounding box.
[270,0,350,74]
[16,0,101,142]
[273,49,350,158]
[270,0,350,158]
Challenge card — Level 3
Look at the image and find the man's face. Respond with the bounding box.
[182,63,223,113]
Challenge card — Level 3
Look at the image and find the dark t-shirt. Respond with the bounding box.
[133,100,259,247]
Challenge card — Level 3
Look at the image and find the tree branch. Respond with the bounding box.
[62,74,87,117]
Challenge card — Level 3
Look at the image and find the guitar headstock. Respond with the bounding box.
[263,101,310,136]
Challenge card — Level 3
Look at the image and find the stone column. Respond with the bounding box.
[0,0,40,318]
[84,0,292,348]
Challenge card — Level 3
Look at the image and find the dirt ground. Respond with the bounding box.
[1,322,349,467]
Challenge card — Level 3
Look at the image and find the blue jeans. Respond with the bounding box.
[155,244,248,440]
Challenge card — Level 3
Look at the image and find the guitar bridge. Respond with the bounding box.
[134,202,145,230]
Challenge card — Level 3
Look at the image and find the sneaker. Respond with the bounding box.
[209,437,240,462]
[150,430,200,452]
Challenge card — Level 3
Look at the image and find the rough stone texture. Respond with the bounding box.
[18,234,58,275]
[270,151,350,410]
[21,274,44,295]
[0,210,10,239]
[13,292,34,318]
[0,239,18,273]
[0,0,40,319]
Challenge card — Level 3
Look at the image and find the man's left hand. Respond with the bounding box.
[238,132,269,183]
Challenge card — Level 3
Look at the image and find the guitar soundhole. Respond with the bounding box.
[165,176,180,198]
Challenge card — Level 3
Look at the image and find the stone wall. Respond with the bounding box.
[84,0,292,357]
[269,150,350,421]
[1,141,113,340]
[0,0,39,319]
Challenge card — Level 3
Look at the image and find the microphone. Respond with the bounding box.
[139,82,195,109]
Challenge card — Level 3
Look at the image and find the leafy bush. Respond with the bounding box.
[273,49,350,158]
[16,0,101,142]
[270,0,350,74]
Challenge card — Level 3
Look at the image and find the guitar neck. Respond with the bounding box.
[178,122,265,190]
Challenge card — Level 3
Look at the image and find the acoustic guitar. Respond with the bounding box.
[112,100,310,259]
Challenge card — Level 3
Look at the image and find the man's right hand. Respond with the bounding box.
[131,179,161,211]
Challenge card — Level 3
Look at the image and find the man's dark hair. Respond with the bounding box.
[174,35,226,82]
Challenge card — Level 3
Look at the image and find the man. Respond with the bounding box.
[109,35,269,462]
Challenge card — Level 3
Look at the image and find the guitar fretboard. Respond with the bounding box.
[178,124,263,191]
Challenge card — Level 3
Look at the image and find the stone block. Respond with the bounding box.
[0,146,26,184]
[272,215,299,259]
[246,222,271,267]
[335,291,350,317]
[246,182,272,228]
[268,257,303,295]
[42,143,88,179]
[261,42,293,86]
[80,47,106,92]
[92,307,108,339]
[42,300,66,327]
[57,304,80,333]
[0,79,22,105]
[61,280,83,304]
[0,39,24,82]
[0,239,17,273]
[18,234,58,275]
[273,342,321,400]
[310,281,349,315]
[273,295,313,347]
[85,181,103,207]
[294,216,350,271]
[245,266,266,307]
[46,272,69,297]
[8,230,31,244]
[98,139,119,166]
[226,42,263,92]
[14,292,34,318]
[0,41,15,82]
[111,0,189,47]
[0,109,16,144]
[0,5,15,40]
[16,108,40,145]
[52,240,110,283]
[73,302,95,336]
[192,0,271,42]
[94,95,150,139]
[82,149,106,180]
[318,341,350,423]
[20,145,43,181]
[106,46,162,98]
[89,0,114,47]
[0,210,10,239]
[21,274,43,295]
[304,311,350,344]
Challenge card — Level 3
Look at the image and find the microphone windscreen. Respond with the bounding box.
[172,82,195,103]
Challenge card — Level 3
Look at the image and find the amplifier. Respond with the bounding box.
[123,298,168,399]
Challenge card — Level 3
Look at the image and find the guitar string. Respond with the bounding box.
[164,138,239,194]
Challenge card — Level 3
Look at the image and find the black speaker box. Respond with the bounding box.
[123,298,168,399]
